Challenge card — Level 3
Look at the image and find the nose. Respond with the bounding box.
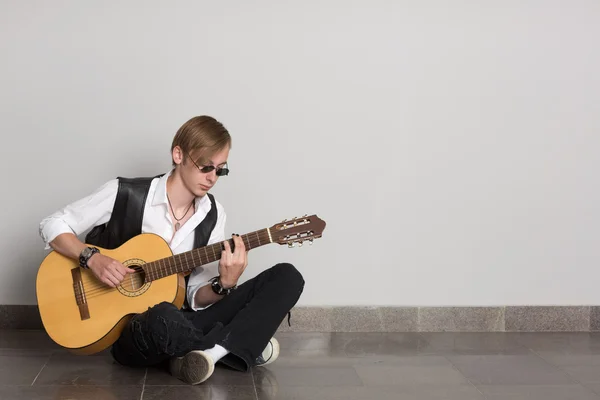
[206,169,217,183]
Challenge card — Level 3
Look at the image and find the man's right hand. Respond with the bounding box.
[87,253,136,287]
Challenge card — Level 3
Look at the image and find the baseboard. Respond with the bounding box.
[2,305,598,332]
[0,305,44,330]
[277,306,598,332]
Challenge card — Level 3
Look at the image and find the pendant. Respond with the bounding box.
[175,222,180,231]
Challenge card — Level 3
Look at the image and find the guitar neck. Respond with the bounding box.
[144,228,273,282]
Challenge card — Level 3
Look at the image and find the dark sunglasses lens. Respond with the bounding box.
[200,166,216,173]
[199,165,229,176]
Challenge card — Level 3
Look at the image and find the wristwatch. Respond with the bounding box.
[210,276,237,296]
[79,246,100,269]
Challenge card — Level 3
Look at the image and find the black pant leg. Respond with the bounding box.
[188,263,305,371]
[111,263,304,371]
[110,301,223,367]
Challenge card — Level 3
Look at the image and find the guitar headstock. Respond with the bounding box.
[271,214,326,248]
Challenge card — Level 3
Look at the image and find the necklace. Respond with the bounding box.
[166,193,194,231]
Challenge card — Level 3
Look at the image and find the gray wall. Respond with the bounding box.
[1,0,598,307]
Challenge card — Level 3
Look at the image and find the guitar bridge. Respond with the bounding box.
[71,268,90,320]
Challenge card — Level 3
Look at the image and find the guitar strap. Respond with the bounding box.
[85,175,219,307]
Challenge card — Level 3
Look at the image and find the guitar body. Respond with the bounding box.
[35,233,186,355]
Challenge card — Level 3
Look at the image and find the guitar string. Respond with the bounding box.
[81,226,298,292]
[81,234,268,293]
[80,233,272,295]
[80,235,271,298]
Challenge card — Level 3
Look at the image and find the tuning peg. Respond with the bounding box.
[288,242,294,248]
[309,239,313,245]
[302,214,308,217]
[298,241,303,247]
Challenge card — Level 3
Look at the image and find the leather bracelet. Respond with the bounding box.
[210,276,237,296]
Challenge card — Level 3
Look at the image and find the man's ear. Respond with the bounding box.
[172,146,184,166]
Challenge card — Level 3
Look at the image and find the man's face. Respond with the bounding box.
[180,146,230,197]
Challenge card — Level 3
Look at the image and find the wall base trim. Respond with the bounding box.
[2,305,598,332]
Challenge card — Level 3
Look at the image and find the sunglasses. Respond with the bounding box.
[187,152,230,176]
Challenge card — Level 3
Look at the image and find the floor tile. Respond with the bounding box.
[142,385,257,400]
[256,384,484,400]
[0,354,50,385]
[272,332,337,357]
[253,365,363,387]
[329,332,431,357]
[145,364,255,386]
[446,354,578,386]
[534,352,600,367]
[478,384,600,399]
[353,357,469,386]
[419,332,530,355]
[582,383,600,397]
[0,385,143,400]
[561,365,600,384]
[32,352,146,386]
[3,330,600,399]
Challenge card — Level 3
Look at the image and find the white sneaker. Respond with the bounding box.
[255,337,280,367]
[169,350,215,385]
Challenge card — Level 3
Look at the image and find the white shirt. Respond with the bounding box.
[38,169,226,311]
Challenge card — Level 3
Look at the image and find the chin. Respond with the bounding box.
[194,187,209,197]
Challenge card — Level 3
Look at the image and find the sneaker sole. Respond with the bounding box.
[259,338,280,366]
[170,351,214,385]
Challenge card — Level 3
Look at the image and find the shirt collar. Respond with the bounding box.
[152,169,211,214]
[152,170,172,207]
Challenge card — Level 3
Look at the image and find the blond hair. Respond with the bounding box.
[171,116,232,166]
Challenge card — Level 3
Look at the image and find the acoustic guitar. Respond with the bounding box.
[36,215,326,355]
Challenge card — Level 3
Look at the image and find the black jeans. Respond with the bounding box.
[110,263,304,371]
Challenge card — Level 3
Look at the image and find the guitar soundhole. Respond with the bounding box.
[117,259,151,297]
[121,265,146,291]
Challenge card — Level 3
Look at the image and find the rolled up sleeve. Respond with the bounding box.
[39,179,119,249]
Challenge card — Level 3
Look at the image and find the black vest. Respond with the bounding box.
[85,175,218,251]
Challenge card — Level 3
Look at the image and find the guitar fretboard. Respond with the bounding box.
[144,228,272,282]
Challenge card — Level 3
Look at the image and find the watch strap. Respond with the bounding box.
[210,276,237,296]
[79,247,100,269]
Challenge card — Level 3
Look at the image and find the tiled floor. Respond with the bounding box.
[2,330,600,399]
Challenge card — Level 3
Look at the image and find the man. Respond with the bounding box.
[38,115,305,384]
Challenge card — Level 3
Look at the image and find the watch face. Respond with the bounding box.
[81,248,91,258]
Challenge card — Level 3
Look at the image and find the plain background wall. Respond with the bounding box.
[0,1,598,307]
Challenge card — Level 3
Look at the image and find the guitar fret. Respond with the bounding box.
[140,220,314,283]
[255,230,261,247]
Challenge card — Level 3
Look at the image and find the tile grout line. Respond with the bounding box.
[527,347,588,386]
[30,352,52,386]
[250,367,259,400]
[511,344,600,398]
[438,352,485,397]
[139,368,148,400]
